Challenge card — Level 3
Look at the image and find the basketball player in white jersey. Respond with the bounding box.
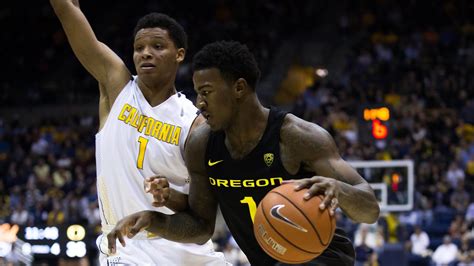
[50,0,226,265]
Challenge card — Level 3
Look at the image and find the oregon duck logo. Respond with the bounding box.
[264,153,274,167]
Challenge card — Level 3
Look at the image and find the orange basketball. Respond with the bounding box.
[253,183,336,264]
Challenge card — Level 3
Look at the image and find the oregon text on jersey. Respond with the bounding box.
[117,103,182,145]
[208,177,283,188]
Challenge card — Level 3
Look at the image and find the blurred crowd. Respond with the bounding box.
[1,0,317,107]
[0,116,99,230]
[1,0,474,265]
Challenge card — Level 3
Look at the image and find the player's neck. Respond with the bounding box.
[225,98,269,152]
[137,78,177,107]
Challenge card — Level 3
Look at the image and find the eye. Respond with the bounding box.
[155,44,163,49]
[201,90,209,96]
[134,46,143,52]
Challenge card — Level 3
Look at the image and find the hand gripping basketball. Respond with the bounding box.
[289,176,341,216]
[253,183,336,264]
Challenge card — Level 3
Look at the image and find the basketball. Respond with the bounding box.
[253,183,336,264]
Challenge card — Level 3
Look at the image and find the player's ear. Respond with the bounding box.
[234,78,247,99]
[176,48,185,63]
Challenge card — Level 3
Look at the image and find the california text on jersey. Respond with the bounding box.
[117,103,182,145]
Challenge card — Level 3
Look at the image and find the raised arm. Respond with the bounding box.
[50,0,130,103]
[107,124,218,253]
[282,114,380,224]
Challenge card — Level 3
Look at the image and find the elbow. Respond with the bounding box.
[361,202,381,224]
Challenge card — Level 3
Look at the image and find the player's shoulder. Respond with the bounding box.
[281,113,332,144]
[184,122,212,167]
[186,122,212,152]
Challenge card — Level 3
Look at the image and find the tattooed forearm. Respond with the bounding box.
[337,182,379,223]
[324,160,380,223]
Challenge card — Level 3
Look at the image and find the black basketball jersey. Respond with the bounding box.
[205,107,355,266]
[206,108,309,264]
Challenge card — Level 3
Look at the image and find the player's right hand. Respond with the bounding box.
[144,176,170,207]
[106,211,153,254]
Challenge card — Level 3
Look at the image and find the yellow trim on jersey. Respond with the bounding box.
[97,176,117,225]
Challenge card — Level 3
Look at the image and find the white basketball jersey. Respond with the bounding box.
[96,77,197,225]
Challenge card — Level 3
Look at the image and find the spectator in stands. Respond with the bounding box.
[354,223,385,252]
[47,199,65,226]
[449,214,468,241]
[466,202,474,223]
[406,225,431,266]
[221,240,250,266]
[432,235,459,266]
[355,228,377,266]
[457,237,474,266]
[450,181,470,214]
[9,203,28,226]
[446,162,465,189]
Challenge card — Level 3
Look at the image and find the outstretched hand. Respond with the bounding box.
[284,176,340,216]
[144,176,170,207]
[106,211,154,254]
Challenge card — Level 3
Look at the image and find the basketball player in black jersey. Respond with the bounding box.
[108,41,380,265]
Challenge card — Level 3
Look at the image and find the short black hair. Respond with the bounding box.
[133,13,187,50]
[192,41,261,90]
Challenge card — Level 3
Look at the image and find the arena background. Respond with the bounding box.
[1,0,473,265]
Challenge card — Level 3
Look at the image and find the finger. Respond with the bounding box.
[329,198,339,216]
[295,176,324,191]
[107,231,125,254]
[107,233,116,254]
[144,176,165,191]
[293,179,313,191]
[303,182,326,200]
[319,190,335,210]
[146,175,164,182]
[149,179,166,191]
[144,179,153,192]
[146,180,164,194]
[281,179,295,184]
[151,189,165,203]
[162,188,170,201]
[153,178,169,188]
[117,231,126,247]
[129,216,150,238]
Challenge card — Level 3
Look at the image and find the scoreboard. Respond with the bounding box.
[360,105,391,141]
[0,223,94,262]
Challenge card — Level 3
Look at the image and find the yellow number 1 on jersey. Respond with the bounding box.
[240,196,257,223]
[137,136,149,169]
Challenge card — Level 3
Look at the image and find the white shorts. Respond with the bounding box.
[96,232,229,266]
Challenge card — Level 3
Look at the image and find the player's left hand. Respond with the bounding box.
[107,211,153,254]
[144,176,170,207]
[286,176,340,216]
